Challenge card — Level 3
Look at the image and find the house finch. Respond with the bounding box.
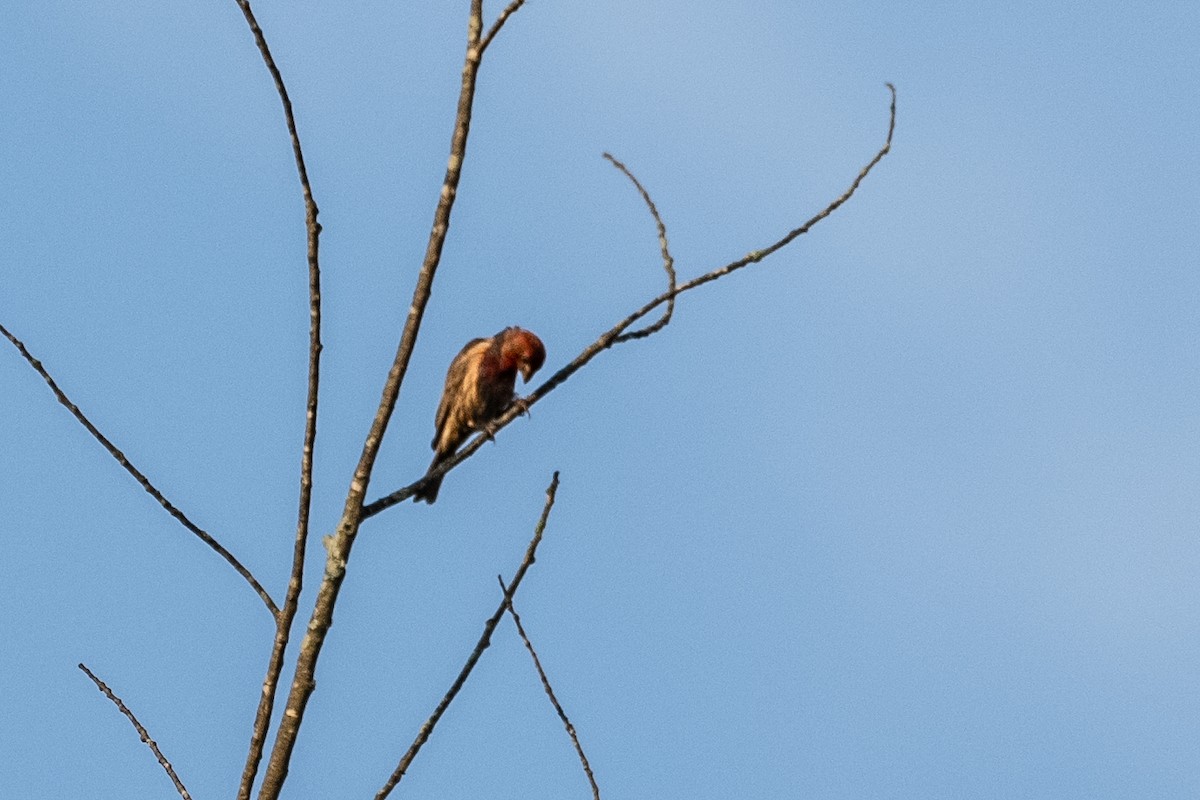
[414,327,546,504]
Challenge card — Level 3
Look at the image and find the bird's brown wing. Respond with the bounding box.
[432,338,489,451]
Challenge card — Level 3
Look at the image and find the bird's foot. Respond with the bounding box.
[478,420,500,442]
[510,395,533,418]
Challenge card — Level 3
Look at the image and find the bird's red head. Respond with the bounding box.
[498,327,546,383]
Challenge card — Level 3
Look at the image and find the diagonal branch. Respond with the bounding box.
[602,152,676,343]
[480,0,528,55]
[78,663,193,800]
[257,4,505,798]
[1,322,278,617]
[375,472,560,800]
[363,83,897,517]
[229,1,325,797]
[502,586,600,800]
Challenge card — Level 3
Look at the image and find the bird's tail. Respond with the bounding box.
[413,453,446,504]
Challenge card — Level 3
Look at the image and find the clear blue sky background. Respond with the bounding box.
[3,2,1198,798]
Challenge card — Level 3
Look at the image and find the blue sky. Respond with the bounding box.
[3,2,1198,798]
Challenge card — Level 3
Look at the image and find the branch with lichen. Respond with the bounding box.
[253,2,531,797]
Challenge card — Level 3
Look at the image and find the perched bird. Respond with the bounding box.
[414,327,546,504]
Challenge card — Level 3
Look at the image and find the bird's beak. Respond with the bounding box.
[520,363,535,383]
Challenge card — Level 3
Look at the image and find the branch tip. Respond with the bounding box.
[505,598,601,800]
[78,663,193,800]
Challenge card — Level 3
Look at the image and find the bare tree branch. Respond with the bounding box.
[602,152,676,343]
[363,83,897,517]
[228,0,325,797]
[376,472,560,799]
[1,322,279,617]
[480,0,528,55]
[256,4,502,797]
[502,584,600,800]
[77,663,193,800]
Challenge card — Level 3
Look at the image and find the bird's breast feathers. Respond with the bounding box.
[455,339,492,420]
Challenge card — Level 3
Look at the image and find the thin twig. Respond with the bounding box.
[363,84,897,517]
[78,663,193,800]
[502,584,600,800]
[257,5,493,798]
[229,0,325,797]
[480,0,528,55]
[602,153,676,343]
[1,322,278,617]
[375,472,560,800]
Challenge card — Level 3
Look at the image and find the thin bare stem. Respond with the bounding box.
[1,322,278,616]
[78,663,193,800]
[376,473,560,799]
[364,84,897,517]
[256,4,492,798]
[502,587,600,800]
[480,0,528,54]
[229,0,325,797]
[602,153,676,343]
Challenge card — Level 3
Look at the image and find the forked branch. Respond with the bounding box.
[480,0,528,55]
[0,322,278,617]
[603,152,676,342]
[257,4,496,797]
[375,473,561,799]
[78,663,193,800]
[363,83,897,517]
